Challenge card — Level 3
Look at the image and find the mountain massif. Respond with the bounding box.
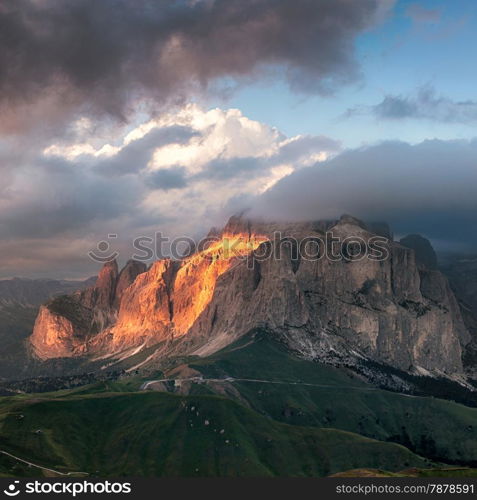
[28,215,475,382]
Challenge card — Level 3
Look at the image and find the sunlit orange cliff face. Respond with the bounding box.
[106,231,268,350]
[30,224,268,359]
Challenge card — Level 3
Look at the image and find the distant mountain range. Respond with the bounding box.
[0,277,96,308]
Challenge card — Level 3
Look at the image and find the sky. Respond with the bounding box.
[0,0,476,278]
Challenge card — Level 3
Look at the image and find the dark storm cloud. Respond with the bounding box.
[0,0,393,130]
[347,86,477,124]
[252,139,477,249]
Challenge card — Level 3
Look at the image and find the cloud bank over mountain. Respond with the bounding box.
[252,139,477,250]
[0,105,340,278]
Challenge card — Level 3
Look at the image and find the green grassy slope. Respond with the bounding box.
[0,391,428,477]
[189,331,477,465]
[2,330,477,477]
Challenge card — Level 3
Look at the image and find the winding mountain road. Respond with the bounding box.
[140,376,378,391]
[0,450,88,477]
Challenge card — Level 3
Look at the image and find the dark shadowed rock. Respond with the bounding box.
[441,254,477,376]
[400,234,438,270]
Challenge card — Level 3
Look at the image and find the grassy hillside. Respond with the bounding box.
[188,331,477,465]
[0,391,428,477]
[1,330,477,477]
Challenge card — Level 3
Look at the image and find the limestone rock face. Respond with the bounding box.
[30,259,146,359]
[186,217,468,376]
[98,260,177,351]
[31,305,74,360]
[88,231,269,354]
[114,260,149,308]
[29,215,471,377]
[81,260,119,310]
